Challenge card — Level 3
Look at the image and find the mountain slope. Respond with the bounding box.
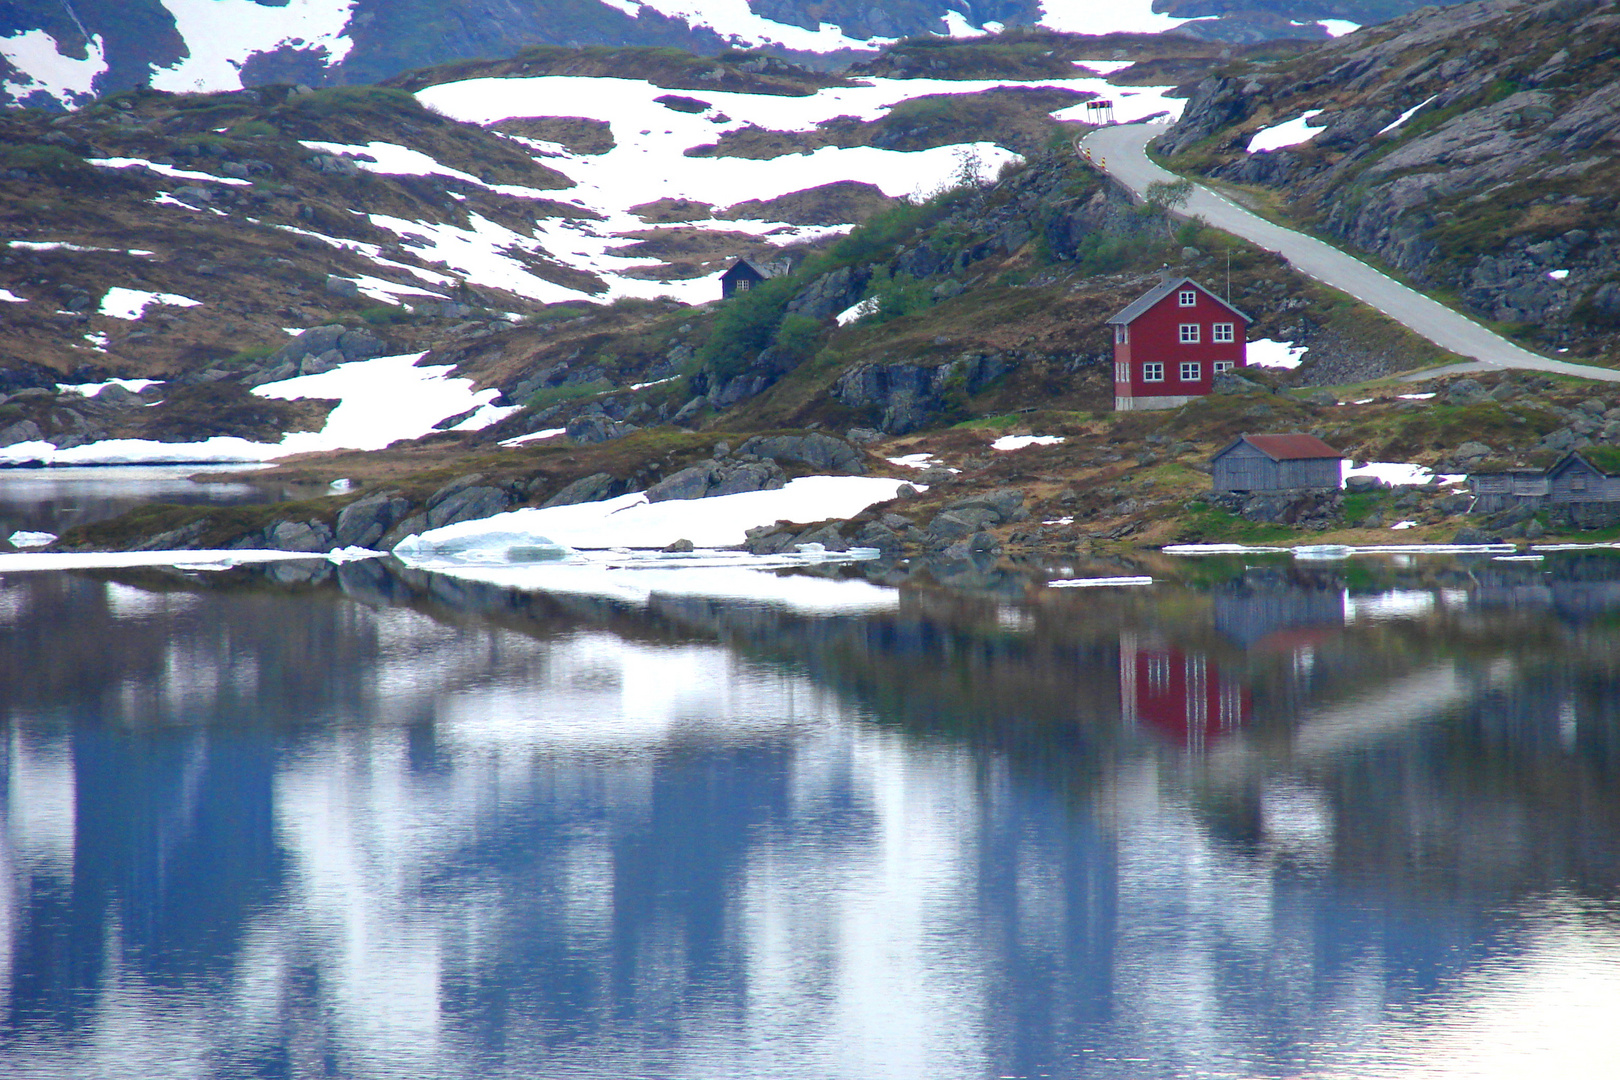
[0,0,1440,110]
[1158,0,1620,364]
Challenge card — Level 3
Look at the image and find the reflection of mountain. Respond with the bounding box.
[4,565,1620,1074]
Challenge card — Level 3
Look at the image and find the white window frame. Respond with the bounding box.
[1213,360,1234,374]
[1213,322,1234,343]
[1180,361,1201,381]
[1178,289,1197,307]
[1179,323,1200,344]
[1115,362,1129,383]
[1114,324,1129,344]
[1142,362,1164,382]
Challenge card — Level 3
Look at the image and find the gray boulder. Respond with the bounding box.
[1212,370,1266,395]
[542,472,618,508]
[566,415,639,444]
[0,419,43,445]
[325,275,360,298]
[1441,379,1489,406]
[736,432,865,474]
[645,460,785,502]
[426,485,512,530]
[334,493,411,548]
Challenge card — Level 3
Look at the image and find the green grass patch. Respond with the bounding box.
[525,379,613,410]
[1174,501,1298,544]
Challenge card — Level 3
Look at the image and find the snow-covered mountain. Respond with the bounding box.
[0,0,1407,110]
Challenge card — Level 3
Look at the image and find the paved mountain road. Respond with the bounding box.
[1079,123,1620,384]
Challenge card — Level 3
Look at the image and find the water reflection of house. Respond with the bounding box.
[1213,582,1345,651]
[1120,633,1250,749]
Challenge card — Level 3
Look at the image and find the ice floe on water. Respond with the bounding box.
[7,531,55,548]
[396,476,917,556]
[388,475,919,612]
[1047,576,1153,588]
[0,547,382,575]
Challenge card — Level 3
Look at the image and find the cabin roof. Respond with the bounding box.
[1106,276,1252,326]
[1551,447,1620,477]
[722,256,790,280]
[1215,433,1341,462]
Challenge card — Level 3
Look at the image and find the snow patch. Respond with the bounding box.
[1047,576,1152,588]
[1377,95,1437,136]
[499,428,566,447]
[991,435,1064,451]
[1319,19,1361,36]
[149,0,357,94]
[89,157,253,186]
[1247,110,1325,153]
[396,476,917,553]
[99,288,201,320]
[0,547,382,575]
[1549,269,1570,281]
[57,378,157,396]
[0,288,24,303]
[1037,0,1186,35]
[1247,338,1308,369]
[0,30,107,103]
[1344,461,1465,488]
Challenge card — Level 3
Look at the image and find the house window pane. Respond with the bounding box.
[1214,360,1234,373]
[1178,289,1197,307]
[1116,362,1129,382]
[1213,322,1234,343]
[1143,363,1164,382]
[1180,362,1201,381]
[1115,324,1128,344]
[1179,324,1199,344]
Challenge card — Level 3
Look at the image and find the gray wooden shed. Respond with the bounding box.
[1547,449,1620,503]
[1211,433,1342,493]
[1469,462,1551,513]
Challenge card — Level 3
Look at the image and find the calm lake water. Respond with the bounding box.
[3,475,1620,1078]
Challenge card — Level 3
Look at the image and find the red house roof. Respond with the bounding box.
[1105,276,1252,326]
[1221,433,1342,461]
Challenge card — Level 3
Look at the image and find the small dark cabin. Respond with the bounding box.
[1211,433,1342,494]
[1547,449,1620,503]
[720,257,789,299]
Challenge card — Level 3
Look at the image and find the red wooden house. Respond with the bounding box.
[1107,276,1250,412]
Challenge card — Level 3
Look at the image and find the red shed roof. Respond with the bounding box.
[1220,433,1342,461]
[1106,276,1252,326]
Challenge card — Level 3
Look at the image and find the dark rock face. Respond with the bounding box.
[542,472,620,508]
[831,355,1010,434]
[246,324,389,384]
[334,492,412,548]
[566,414,640,444]
[736,432,866,474]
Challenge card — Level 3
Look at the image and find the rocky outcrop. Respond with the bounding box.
[1170,0,1620,348]
[1202,489,1343,528]
[735,432,866,474]
[244,324,389,386]
[645,459,785,501]
[832,354,1011,434]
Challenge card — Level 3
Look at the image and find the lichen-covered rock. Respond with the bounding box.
[736,432,865,474]
[542,472,618,508]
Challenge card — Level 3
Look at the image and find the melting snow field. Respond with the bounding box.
[414,70,1186,303]
[396,476,918,554]
[0,354,512,466]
